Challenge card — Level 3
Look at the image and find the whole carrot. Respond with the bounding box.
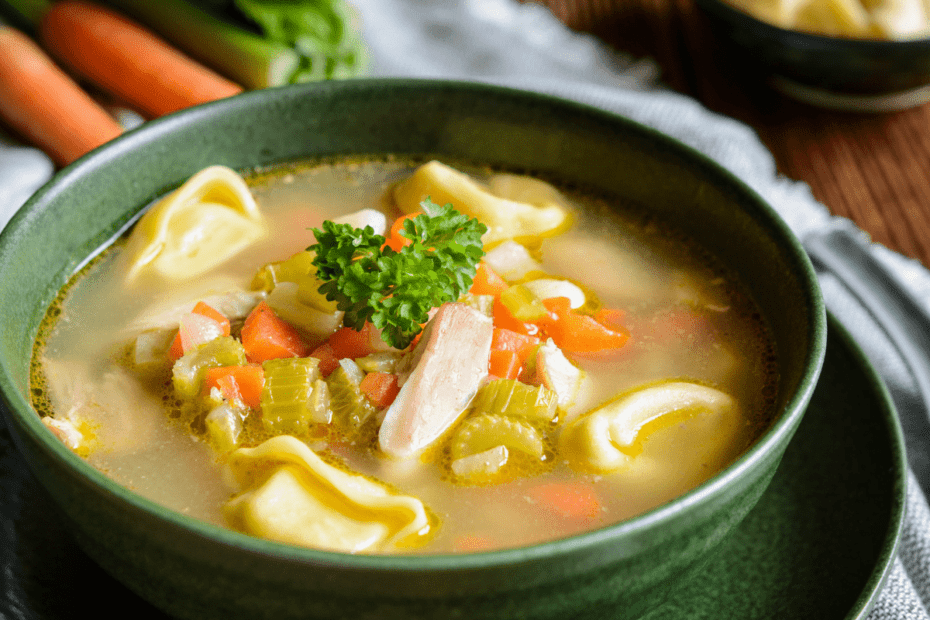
[0,25,123,166]
[38,1,243,118]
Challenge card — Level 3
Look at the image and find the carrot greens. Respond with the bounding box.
[309,199,487,350]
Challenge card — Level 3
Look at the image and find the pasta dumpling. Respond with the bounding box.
[560,382,737,473]
[223,435,431,553]
[124,166,266,282]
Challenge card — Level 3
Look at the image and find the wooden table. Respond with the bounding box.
[539,0,930,269]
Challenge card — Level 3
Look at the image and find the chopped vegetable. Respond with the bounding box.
[488,349,521,380]
[540,297,629,353]
[499,284,547,322]
[9,0,243,118]
[469,379,557,423]
[0,25,123,166]
[450,445,509,479]
[205,402,247,453]
[327,324,380,360]
[260,357,327,433]
[241,301,313,362]
[525,482,601,521]
[103,0,365,89]
[483,240,543,282]
[523,278,586,309]
[202,364,264,410]
[383,212,419,252]
[172,335,247,399]
[450,413,544,460]
[327,358,375,431]
[309,199,487,349]
[309,342,339,377]
[358,371,400,409]
[468,261,508,297]
[264,281,342,340]
[169,301,231,360]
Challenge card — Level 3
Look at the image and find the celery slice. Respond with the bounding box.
[499,284,547,321]
[327,362,375,431]
[355,352,402,374]
[260,357,323,435]
[471,379,557,423]
[252,250,317,292]
[172,336,247,399]
[450,414,544,460]
[205,402,247,453]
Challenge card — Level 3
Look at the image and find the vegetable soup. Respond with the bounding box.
[30,158,777,554]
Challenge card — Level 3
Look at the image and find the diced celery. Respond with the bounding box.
[260,357,324,435]
[500,284,547,321]
[309,379,333,424]
[355,352,403,374]
[172,336,247,400]
[327,360,375,430]
[251,250,317,292]
[206,402,247,453]
[450,414,544,460]
[450,445,509,479]
[470,379,558,423]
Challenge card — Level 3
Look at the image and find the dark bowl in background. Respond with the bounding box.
[694,0,930,111]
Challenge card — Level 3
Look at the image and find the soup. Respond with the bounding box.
[30,159,777,554]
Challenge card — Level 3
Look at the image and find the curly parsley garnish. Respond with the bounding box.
[308,199,487,349]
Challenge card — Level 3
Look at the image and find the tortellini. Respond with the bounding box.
[393,160,569,245]
[123,165,266,282]
[560,381,737,473]
[223,436,431,553]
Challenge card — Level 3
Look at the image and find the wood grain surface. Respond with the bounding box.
[538,0,930,268]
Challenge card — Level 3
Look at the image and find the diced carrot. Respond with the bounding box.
[492,296,538,336]
[241,301,312,363]
[202,365,264,410]
[327,324,379,360]
[541,298,629,353]
[526,482,601,521]
[489,348,521,380]
[310,342,340,377]
[0,25,123,166]
[383,212,420,252]
[168,301,231,360]
[469,262,508,297]
[491,328,540,362]
[359,371,400,409]
[38,1,243,119]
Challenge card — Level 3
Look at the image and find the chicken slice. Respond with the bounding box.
[379,303,493,459]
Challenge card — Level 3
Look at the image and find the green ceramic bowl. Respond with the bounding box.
[0,79,826,620]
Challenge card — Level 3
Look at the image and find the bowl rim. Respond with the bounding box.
[0,77,827,573]
[693,0,930,48]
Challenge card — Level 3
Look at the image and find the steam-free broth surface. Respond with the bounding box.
[31,159,776,554]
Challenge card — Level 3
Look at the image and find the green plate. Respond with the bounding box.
[0,314,903,618]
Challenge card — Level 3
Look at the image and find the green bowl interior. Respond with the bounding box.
[0,79,825,570]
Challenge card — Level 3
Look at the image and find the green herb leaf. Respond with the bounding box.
[308,199,487,349]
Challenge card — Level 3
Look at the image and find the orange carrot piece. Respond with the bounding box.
[169,301,231,360]
[359,371,400,409]
[541,298,629,353]
[327,324,378,360]
[0,26,123,166]
[492,296,537,336]
[241,301,312,363]
[488,348,521,380]
[594,307,626,331]
[526,482,601,521]
[491,328,540,363]
[39,1,242,119]
[469,262,508,297]
[310,342,340,377]
[383,212,420,252]
[202,365,264,410]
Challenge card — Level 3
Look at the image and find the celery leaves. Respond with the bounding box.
[309,199,486,349]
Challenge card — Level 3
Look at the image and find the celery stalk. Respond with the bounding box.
[104,0,300,89]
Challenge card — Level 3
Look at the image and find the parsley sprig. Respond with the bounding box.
[308,199,487,349]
